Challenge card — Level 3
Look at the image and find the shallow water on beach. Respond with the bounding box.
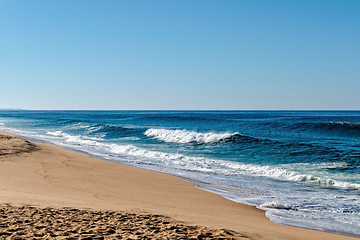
[1,110,359,237]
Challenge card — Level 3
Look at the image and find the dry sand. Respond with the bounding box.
[0,205,242,239]
[0,131,357,239]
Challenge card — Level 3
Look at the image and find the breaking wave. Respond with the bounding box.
[104,145,360,190]
[261,202,297,210]
[296,121,360,136]
[144,128,241,144]
[87,123,142,137]
[46,130,360,190]
[47,131,101,145]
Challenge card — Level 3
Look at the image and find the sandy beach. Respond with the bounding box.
[0,131,357,240]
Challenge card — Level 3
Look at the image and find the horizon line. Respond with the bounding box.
[1,109,360,112]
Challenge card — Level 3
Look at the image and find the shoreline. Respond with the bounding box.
[0,130,357,239]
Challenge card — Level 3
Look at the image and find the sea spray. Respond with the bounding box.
[144,128,240,144]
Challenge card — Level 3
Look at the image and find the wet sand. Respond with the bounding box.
[0,131,357,239]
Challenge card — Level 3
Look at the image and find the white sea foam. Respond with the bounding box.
[4,127,360,236]
[47,131,63,136]
[114,147,360,189]
[108,144,360,190]
[82,125,103,133]
[328,121,360,126]
[144,128,239,144]
[45,130,360,190]
[261,201,297,210]
[47,131,98,145]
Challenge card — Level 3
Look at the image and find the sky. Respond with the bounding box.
[0,0,359,110]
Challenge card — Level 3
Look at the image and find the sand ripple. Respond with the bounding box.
[0,205,246,239]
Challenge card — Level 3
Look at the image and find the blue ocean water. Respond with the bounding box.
[0,110,359,236]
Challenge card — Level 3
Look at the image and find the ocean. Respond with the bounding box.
[0,110,359,237]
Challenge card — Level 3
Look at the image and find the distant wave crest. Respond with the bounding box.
[297,121,360,136]
[90,123,141,136]
[325,122,360,133]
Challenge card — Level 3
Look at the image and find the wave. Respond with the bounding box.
[56,119,89,124]
[107,144,360,190]
[54,121,143,139]
[89,124,142,137]
[46,130,360,190]
[260,201,297,210]
[144,128,242,144]
[216,161,360,189]
[47,131,101,145]
[143,115,217,122]
[296,122,360,136]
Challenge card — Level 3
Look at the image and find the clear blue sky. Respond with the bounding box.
[1,0,359,110]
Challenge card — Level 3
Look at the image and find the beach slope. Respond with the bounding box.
[0,131,356,239]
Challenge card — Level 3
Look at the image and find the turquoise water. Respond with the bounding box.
[0,110,359,236]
